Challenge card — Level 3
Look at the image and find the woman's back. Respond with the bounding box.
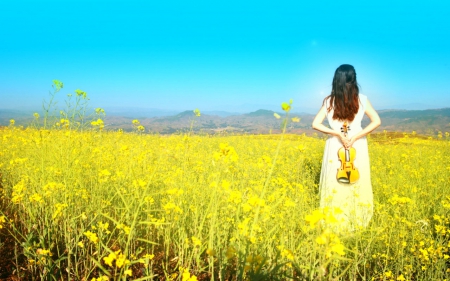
[325,94,367,139]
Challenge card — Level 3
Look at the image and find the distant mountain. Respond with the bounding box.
[103,106,179,118]
[105,107,450,135]
[202,111,239,117]
[2,107,449,135]
[0,109,35,126]
[369,108,450,134]
[90,109,309,134]
[378,108,450,118]
[380,103,439,111]
[244,109,279,117]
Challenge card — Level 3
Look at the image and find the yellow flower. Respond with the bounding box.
[103,251,117,267]
[52,79,64,90]
[29,193,43,203]
[84,231,99,243]
[124,269,132,276]
[36,248,52,256]
[99,169,111,177]
[182,268,198,281]
[97,221,109,231]
[331,242,345,256]
[281,102,291,112]
[206,248,216,256]
[115,252,130,268]
[191,236,201,247]
[75,89,87,98]
[315,235,327,245]
[280,248,294,261]
[305,209,324,228]
[0,215,6,229]
[52,203,68,219]
[95,108,105,114]
[143,253,155,260]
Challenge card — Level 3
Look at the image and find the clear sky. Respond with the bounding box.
[1,0,449,114]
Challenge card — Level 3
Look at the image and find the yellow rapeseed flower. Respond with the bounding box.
[191,236,201,247]
[182,268,198,281]
[115,252,130,268]
[124,269,132,276]
[281,102,291,112]
[0,215,6,229]
[103,251,117,267]
[84,231,99,243]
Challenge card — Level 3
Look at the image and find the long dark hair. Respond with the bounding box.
[324,64,360,121]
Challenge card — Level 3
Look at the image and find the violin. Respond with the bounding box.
[337,122,360,184]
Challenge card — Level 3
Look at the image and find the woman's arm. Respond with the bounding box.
[312,105,347,143]
[347,99,381,147]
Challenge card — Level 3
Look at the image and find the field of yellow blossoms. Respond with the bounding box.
[1,123,449,280]
[0,88,450,280]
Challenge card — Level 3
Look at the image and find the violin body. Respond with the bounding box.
[336,121,360,184]
[337,146,360,184]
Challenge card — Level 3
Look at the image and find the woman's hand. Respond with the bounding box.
[345,137,356,149]
[339,135,356,149]
[339,134,349,148]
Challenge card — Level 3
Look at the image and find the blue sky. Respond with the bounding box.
[1,0,449,114]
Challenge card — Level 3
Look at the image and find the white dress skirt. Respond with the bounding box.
[319,94,374,231]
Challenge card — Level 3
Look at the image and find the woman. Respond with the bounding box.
[312,64,381,231]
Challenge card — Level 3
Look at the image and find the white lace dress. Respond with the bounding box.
[319,94,373,231]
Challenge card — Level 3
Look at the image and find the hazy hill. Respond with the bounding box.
[100,107,450,135]
[1,108,449,135]
[244,109,278,117]
[372,108,450,134]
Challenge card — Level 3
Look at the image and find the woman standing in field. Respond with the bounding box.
[312,64,381,231]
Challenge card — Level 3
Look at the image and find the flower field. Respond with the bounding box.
[0,124,450,280]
